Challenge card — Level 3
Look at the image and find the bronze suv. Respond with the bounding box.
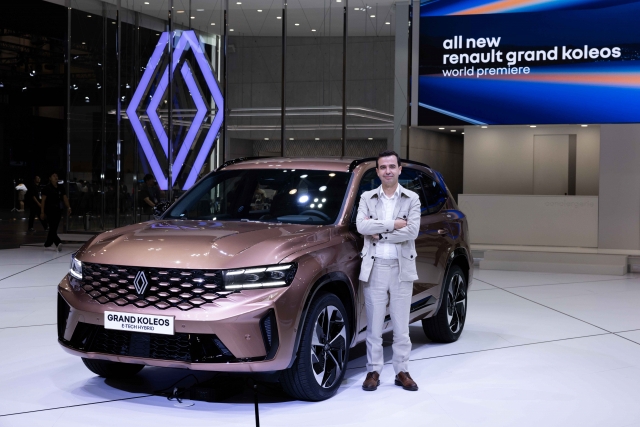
[58,157,472,401]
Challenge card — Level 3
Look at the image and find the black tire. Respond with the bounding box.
[422,265,467,343]
[82,358,144,379]
[281,293,350,401]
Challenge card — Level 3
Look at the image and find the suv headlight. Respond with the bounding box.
[69,254,83,280]
[223,263,297,290]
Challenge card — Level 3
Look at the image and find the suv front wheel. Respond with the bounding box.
[281,293,350,401]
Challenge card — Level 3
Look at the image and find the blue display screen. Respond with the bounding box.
[418,0,640,125]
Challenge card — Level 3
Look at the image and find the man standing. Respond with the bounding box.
[139,174,160,215]
[41,172,71,251]
[27,175,48,232]
[356,150,421,392]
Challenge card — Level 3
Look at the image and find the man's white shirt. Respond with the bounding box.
[374,184,401,259]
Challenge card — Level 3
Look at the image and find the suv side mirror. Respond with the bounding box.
[153,201,173,219]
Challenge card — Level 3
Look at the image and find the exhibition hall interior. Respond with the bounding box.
[2,0,640,426]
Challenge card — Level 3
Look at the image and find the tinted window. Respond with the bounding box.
[165,169,351,225]
[420,172,448,215]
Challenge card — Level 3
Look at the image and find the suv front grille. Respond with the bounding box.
[80,262,229,311]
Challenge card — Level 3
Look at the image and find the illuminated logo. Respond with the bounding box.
[133,270,149,295]
[126,30,224,190]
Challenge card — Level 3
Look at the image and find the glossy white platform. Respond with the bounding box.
[2,246,640,427]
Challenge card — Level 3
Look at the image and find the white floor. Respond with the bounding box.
[2,247,640,426]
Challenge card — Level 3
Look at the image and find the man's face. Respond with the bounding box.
[49,174,58,185]
[34,176,40,185]
[376,155,401,187]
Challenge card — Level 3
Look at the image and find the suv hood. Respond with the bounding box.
[77,220,330,269]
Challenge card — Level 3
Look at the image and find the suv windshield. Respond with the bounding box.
[165,169,351,225]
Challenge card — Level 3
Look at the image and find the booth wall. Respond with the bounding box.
[463,125,600,196]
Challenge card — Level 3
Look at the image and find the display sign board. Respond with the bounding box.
[418,0,640,125]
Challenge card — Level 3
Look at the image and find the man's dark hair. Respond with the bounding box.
[376,150,401,168]
[143,173,155,183]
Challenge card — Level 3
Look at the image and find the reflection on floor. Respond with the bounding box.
[3,246,640,426]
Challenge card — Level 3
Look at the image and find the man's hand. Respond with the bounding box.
[371,234,380,241]
[394,219,407,230]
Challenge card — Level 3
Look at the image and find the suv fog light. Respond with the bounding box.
[223,263,297,290]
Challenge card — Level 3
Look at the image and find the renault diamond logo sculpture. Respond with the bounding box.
[126,30,224,191]
[133,271,149,296]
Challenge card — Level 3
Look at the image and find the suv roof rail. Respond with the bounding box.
[217,156,273,171]
[348,157,431,172]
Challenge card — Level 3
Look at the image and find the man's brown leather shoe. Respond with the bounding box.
[362,371,380,391]
[395,371,418,391]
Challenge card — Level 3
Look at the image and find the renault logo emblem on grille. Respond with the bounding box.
[133,271,149,295]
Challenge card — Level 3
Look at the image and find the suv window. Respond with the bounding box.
[165,169,351,225]
[420,172,448,214]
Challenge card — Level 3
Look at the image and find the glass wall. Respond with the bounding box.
[19,0,401,232]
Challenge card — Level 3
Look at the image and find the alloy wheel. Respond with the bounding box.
[446,273,467,334]
[310,305,347,389]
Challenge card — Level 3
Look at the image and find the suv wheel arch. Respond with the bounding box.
[285,271,356,369]
[433,247,471,315]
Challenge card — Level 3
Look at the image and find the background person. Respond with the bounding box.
[27,175,47,232]
[139,174,160,215]
[356,150,421,392]
[15,179,27,211]
[41,172,71,251]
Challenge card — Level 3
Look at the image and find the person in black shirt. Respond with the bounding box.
[27,175,48,232]
[41,172,71,251]
[139,174,160,215]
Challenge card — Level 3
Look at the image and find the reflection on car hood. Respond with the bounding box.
[77,220,330,269]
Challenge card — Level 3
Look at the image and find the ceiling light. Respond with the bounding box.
[314,198,319,202]
[237,1,242,4]
[368,137,373,140]
[264,137,269,140]
[82,42,86,45]
[329,173,336,177]
[581,124,588,127]
[336,0,342,2]
[354,7,359,10]
[197,9,204,11]
[289,189,297,195]
[310,204,315,208]
[191,16,195,19]
[438,127,445,130]
[529,125,537,128]
[177,10,184,13]
[0,82,4,88]
[462,132,465,134]
[311,29,316,32]
[481,125,488,128]
[322,198,326,202]
[144,1,149,4]
[211,23,215,25]
[87,15,92,17]
[299,195,309,203]
[300,175,308,178]
[277,16,282,19]
[370,15,375,17]
[257,9,262,12]
[318,204,323,208]
[315,138,320,140]
[289,137,294,140]
[319,186,327,191]
[295,23,300,26]
[451,130,456,132]
[385,22,390,25]
[230,29,234,31]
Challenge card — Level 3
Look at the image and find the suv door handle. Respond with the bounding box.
[437,229,449,235]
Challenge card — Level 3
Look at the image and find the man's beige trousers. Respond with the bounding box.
[363,258,413,374]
